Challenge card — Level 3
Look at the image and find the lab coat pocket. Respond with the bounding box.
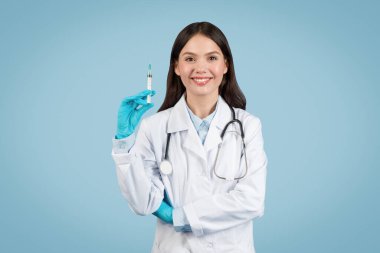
[213,130,243,181]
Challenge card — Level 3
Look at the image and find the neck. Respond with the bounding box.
[185,93,218,119]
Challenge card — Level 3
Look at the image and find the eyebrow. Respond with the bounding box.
[181,51,222,56]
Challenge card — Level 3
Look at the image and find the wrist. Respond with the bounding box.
[115,131,132,139]
[115,134,127,139]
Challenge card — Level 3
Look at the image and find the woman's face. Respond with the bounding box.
[175,34,228,100]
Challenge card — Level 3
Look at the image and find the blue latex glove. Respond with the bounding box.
[116,89,156,139]
[153,191,173,224]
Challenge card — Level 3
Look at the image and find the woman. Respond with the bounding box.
[112,21,267,253]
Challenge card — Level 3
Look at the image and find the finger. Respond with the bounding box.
[130,91,156,105]
[134,91,157,105]
[135,89,156,98]
[121,97,137,106]
[134,98,149,105]
[121,90,156,104]
[119,100,137,112]
[121,96,136,105]
[149,90,156,96]
[136,103,154,116]
[121,95,147,105]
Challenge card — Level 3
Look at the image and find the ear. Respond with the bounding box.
[223,60,228,74]
[174,61,180,76]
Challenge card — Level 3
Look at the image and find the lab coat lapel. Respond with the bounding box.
[184,126,206,161]
[167,94,206,161]
[203,96,232,153]
[203,125,221,153]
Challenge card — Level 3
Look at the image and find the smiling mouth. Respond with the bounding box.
[191,77,212,86]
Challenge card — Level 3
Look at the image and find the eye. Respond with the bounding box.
[185,57,195,62]
[209,56,218,61]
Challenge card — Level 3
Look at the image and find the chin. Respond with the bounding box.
[187,89,218,98]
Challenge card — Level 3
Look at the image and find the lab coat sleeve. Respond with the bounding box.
[182,117,267,237]
[112,119,164,216]
[173,208,192,232]
[112,133,136,154]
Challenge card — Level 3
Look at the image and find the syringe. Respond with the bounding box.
[147,64,152,103]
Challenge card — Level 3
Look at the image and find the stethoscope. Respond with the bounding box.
[159,104,249,180]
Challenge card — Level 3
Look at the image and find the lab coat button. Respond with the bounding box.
[207,242,213,248]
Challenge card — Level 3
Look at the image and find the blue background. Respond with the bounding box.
[1,0,379,252]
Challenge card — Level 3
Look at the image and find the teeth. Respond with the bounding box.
[193,78,210,82]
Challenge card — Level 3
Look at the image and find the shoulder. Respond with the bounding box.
[139,107,173,135]
[234,108,263,133]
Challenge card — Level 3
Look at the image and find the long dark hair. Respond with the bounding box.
[158,22,246,112]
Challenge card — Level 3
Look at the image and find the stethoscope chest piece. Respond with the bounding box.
[160,159,172,175]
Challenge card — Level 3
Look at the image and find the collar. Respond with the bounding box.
[167,93,233,134]
[185,99,218,132]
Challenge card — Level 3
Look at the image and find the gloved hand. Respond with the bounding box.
[116,89,156,139]
[153,191,173,224]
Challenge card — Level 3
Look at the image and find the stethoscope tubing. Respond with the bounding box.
[160,103,247,180]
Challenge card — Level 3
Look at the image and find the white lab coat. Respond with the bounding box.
[112,94,267,253]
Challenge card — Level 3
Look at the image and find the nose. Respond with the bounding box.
[194,58,208,73]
